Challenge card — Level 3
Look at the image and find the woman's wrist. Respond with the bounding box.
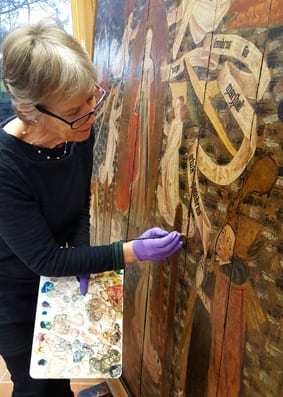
[122,241,138,264]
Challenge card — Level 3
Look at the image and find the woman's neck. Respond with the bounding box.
[3,117,66,148]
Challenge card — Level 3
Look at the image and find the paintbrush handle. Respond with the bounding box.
[123,234,185,242]
[122,235,164,242]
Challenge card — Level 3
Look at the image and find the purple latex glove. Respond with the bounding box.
[132,227,183,261]
[78,274,90,295]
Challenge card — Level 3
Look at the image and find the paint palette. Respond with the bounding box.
[30,271,123,379]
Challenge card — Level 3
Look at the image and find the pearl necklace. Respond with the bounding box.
[22,130,68,160]
[33,141,68,160]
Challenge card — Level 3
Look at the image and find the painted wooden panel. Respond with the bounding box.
[91,1,283,396]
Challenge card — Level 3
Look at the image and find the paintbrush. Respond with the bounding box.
[122,235,165,242]
[122,234,186,243]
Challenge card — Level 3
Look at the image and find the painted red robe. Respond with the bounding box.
[208,269,247,397]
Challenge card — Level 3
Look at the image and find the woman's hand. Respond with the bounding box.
[131,227,183,261]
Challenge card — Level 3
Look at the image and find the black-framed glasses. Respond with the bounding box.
[35,83,107,130]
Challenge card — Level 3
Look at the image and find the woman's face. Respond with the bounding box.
[40,92,96,143]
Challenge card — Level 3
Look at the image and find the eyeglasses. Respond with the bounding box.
[35,83,107,130]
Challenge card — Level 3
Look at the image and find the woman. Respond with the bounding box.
[0,20,182,397]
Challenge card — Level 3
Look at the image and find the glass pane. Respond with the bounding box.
[0,0,73,122]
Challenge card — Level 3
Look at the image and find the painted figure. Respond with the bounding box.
[110,12,139,79]
[199,225,247,397]
[157,96,186,226]
[131,27,154,227]
[195,223,265,396]
[98,85,122,186]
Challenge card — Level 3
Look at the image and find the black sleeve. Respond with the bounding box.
[67,205,91,247]
[0,159,124,277]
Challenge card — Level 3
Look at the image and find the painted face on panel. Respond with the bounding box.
[215,224,235,262]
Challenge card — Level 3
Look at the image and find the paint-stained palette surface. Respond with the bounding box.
[30,271,123,379]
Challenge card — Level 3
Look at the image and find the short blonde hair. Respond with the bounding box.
[1,19,97,109]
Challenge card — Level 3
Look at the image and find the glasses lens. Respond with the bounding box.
[72,113,93,129]
[71,86,106,129]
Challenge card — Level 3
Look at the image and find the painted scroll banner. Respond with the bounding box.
[160,32,270,257]
[30,271,123,379]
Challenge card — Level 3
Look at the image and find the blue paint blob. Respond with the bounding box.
[40,320,52,330]
[42,311,47,315]
[38,359,48,366]
[42,301,50,308]
[41,281,54,293]
[73,350,84,363]
[110,364,122,378]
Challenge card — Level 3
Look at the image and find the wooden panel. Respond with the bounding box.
[91,1,129,245]
[92,2,150,396]
[92,0,283,396]
[122,2,170,394]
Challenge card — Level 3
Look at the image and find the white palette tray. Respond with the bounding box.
[30,271,123,379]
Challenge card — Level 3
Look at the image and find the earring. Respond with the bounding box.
[29,119,38,125]
[27,119,38,125]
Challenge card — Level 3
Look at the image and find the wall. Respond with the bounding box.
[91,1,283,396]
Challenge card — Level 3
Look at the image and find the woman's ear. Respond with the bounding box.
[17,104,38,124]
